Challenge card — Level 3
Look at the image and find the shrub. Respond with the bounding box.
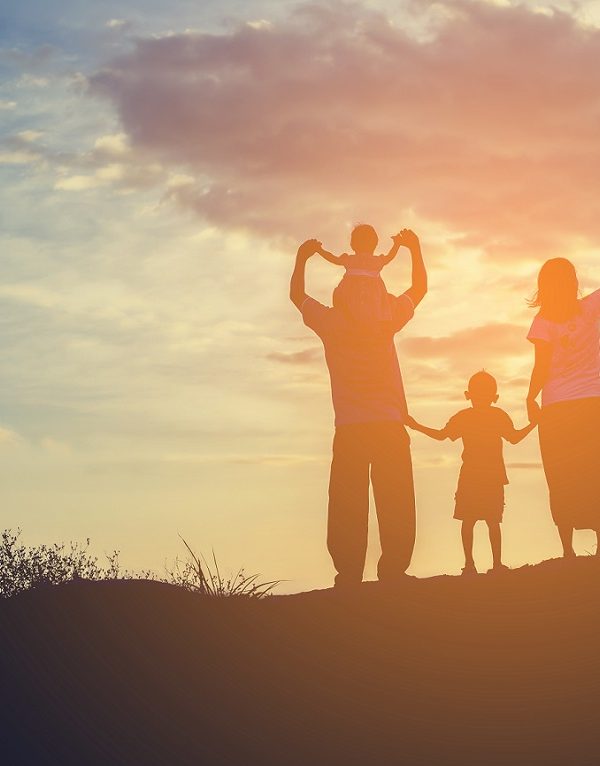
[0,529,134,599]
[0,530,280,600]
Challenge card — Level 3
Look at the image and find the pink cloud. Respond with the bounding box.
[399,321,530,378]
[90,1,600,255]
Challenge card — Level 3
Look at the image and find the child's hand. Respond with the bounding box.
[405,414,419,429]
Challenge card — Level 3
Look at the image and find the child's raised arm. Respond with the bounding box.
[406,415,449,441]
[378,235,402,267]
[316,245,345,266]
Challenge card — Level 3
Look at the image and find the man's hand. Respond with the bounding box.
[395,229,420,250]
[297,239,321,260]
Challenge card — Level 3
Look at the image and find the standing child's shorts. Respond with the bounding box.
[453,466,505,523]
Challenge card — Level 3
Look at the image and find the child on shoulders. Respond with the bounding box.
[407,371,536,576]
[315,224,410,322]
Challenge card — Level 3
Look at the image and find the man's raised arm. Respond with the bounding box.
[398,229,427,307]
[290,239,320,310]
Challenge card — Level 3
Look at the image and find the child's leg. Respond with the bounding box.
[461,520,475,568]
[596,529,600,557]
[486,521,502,567]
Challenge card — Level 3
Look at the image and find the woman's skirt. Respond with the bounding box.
[538,396,600,530]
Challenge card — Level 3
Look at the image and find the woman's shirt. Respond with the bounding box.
[527,289,600,406]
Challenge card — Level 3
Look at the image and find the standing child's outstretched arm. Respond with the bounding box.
[405,415,450,441]
[316,245,345,266]
[503,421,537,445]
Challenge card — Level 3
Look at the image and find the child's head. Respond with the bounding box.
[465,371,498,406]
[350,224,378,255]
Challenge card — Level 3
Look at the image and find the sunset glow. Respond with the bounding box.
[2,0,599,591]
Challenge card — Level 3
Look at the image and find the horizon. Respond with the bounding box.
[2,0,600,593]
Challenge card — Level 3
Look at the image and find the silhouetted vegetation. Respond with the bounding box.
[165,536,280,598]
[0,529,137,598]
[0,530,278,600]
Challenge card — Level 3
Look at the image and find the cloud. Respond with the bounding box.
[89,0,600,255]
[0,426,21,447]
[266,348,322,365]
[402,322,525,360]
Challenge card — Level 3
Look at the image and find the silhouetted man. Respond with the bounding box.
[290,227,427,588]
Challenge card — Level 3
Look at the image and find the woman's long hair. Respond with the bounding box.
[529,257,580,322]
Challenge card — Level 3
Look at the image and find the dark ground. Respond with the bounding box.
[1,559,600,765]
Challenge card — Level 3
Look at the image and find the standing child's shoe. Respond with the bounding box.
[461,563,478,576]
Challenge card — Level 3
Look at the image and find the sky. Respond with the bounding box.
[1,0,599,592]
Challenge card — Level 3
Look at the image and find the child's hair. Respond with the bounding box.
[350,224,378,254]
[467,370,497,399]
[528,257,579,322]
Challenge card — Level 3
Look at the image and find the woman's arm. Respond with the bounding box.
[526,340,552,423]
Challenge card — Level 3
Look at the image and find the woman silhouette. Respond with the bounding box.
[526,258,600,558]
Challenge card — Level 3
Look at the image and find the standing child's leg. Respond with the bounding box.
[596,529,600,557]
[487,521,502,569]
[461,520,476,574]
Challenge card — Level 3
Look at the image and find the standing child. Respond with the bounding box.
[407,371,536,575]
[316,224,410,322]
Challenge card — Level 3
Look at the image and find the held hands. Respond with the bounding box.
[526,398,541,425]
[393,229,420,249]
[405,414,419,430]
[297,239,322,260]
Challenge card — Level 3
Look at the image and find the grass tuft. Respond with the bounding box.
[164,535,280,598]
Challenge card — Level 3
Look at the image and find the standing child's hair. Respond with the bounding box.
[467,371,498,400]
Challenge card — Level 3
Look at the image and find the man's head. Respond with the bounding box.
[465,370,498,407]
[350,224,378,255]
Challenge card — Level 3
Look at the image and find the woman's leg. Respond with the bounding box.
[487,521,502,567]
[461,520,475,568]
[557,525,575,558]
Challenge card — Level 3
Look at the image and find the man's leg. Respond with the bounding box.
[328,425,370,588]
[371,423,416,583]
